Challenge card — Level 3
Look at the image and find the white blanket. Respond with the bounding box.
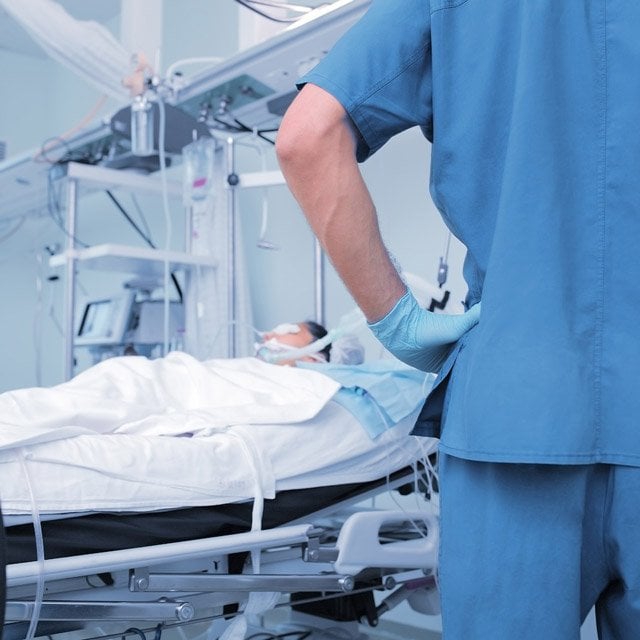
[0,355,432,516]
[0,353,340,448]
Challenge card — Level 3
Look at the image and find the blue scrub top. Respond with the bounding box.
[301,0,640,465]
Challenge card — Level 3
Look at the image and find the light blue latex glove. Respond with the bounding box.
[367,290,481,372]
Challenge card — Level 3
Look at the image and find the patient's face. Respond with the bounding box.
[260,323,317,366]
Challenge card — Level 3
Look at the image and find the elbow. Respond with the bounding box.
[276,84,356,177]
[275,108,323,176]
[275,119,305,175]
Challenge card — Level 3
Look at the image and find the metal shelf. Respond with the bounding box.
[50,243,217,278]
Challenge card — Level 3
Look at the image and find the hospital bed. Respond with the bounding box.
[1,355,441,640]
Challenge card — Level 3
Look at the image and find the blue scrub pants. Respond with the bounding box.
[438,453,640,639]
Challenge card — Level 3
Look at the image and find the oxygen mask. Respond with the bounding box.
[255,308,365,365]
[255,323,305,364]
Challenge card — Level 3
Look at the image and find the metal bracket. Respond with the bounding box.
[128,569,354,594]
[6,599,195,622]
[303,535,339,563]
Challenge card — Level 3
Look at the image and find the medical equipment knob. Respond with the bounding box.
[134,577,149,591]
[437,256,449,288]
[175,603,195,622]
[383,576,397,590]
[338,576,355,592]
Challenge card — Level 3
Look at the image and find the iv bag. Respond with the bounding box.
[183,137,217,203]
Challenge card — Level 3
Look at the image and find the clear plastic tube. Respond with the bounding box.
[156,96,173,356]
[19,448,46,640]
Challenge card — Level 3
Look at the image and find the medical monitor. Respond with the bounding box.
[76,292,136,347]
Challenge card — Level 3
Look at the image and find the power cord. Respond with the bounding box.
[104,189,184,303]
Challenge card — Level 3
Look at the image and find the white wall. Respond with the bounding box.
[1,52,61,156]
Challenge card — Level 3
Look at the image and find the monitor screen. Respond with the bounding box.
[78,300,116,339]
[76,293,135,346]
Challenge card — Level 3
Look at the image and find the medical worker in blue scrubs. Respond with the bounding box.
[276,0,640,637]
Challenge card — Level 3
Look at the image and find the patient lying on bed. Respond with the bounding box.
[0,316,379,448]
[0,317,432,517]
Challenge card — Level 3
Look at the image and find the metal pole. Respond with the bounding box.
[226,137,237,358]
[63,178,78,380]
[185,204,193,254]
[314,238,325,326]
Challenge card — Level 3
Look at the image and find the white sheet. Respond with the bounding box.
[0,354,340,448]
[0,355,434,515]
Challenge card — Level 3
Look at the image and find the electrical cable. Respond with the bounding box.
[443,230,452,264]
[246,633,311,640]
[414,437,439,505]
[34,251,45,387]
[233,0,302,23]
[252,139,278,250]
[242,0,313,9]
[46,275,64,337]
[232,116,278,146]
[105,190,155,247]
[382,466,429,541]
[213,116,247,133]
[35,136,72,165]
[232,135,280,246]
[33,95,109,164]
[130,193,153,241]
[212,111,277,145]
[375,416,436,544]
[210,319,263,353]
[46,169,89,248]
[104,189,183,303]
[437,231,452,288]
[0,216,25,244]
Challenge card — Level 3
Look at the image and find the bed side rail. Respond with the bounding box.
[6,524,314,588]
[331,510,438,575]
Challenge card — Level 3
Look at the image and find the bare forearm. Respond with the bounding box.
[290,149,405,321]
[277,85,405,321]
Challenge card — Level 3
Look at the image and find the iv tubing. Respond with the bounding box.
[226,137,237,358]
[19,449,46,640]
[157,97,172,355]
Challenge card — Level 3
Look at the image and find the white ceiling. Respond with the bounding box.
[0,0,121,58]
[0,1,336,58]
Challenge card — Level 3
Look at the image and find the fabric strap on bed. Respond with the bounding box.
[0,499,5,632]
[0,500,7,624]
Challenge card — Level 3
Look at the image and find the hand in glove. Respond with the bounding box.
[368,290,481,372]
